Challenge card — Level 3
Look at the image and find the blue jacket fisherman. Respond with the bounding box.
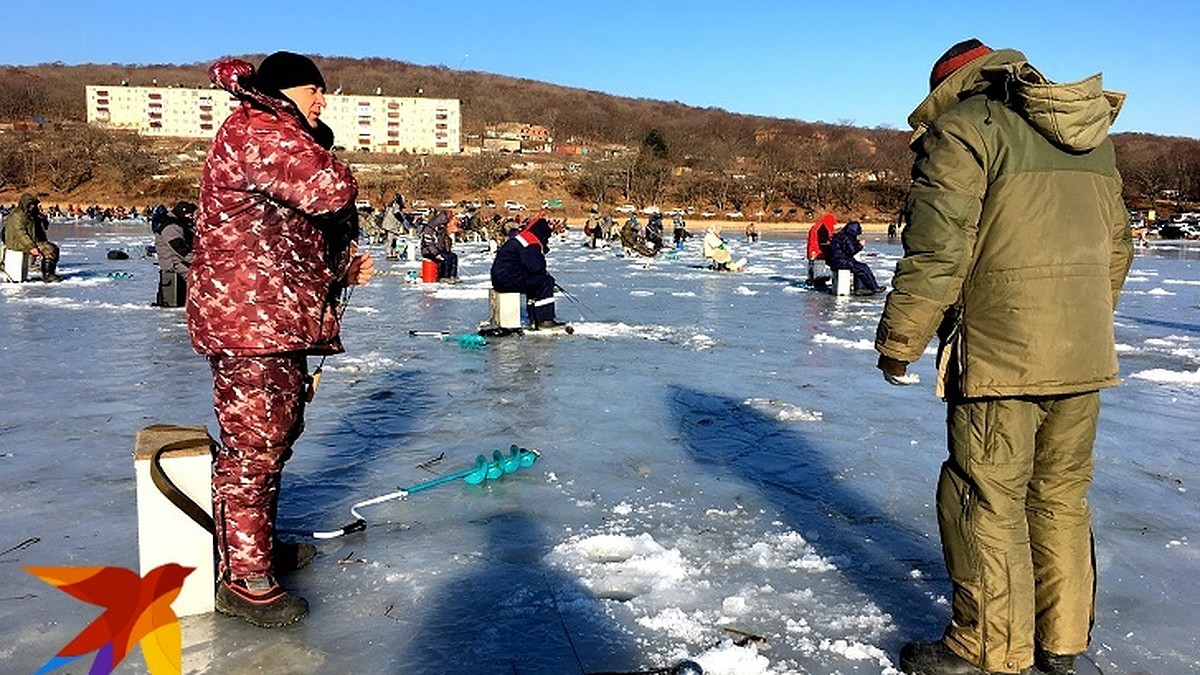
[489,216,566,329]
[827,221,882,295]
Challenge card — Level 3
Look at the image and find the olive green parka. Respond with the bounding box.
[2,194,47,253]
[875,49,1133,398]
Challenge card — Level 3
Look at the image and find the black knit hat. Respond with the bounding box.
[929,39,993,90]
[255,51,326,94]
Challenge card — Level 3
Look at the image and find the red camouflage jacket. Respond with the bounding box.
[186,59,358,357]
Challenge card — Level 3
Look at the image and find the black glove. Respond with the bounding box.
[877,354,919,386]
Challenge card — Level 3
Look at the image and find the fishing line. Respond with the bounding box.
[307,280,357,402]
[554,283,602,323]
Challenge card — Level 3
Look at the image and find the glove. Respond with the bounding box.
[877,354,920,386]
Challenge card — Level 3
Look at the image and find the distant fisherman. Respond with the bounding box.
[2,194,62,282]
[490,215,566,329]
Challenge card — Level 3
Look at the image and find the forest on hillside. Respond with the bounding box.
[0,56,1197,218]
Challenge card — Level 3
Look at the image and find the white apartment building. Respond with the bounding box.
[85,85,461,155]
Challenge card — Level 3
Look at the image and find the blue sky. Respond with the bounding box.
[2,0,1196,138]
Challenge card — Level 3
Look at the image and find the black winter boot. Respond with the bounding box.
[1034,648,1076,675]
[216,576,308,628]
[899,641,1030,674]
[40,257,62,283]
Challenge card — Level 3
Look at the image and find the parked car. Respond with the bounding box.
[725,211,744,219]
[504,200,526,211]
[640,205,661,215]
[439,199,457,208]
[354,199,373,211]
[614,204,637,214]
[700,211,717,218]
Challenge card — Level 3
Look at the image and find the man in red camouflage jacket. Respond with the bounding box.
[187,51,373,627]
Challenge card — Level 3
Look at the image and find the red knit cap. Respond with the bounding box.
[929,39,993,90]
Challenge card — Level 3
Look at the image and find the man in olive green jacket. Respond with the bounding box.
[2,193,62,282]
[875,40,1132,675]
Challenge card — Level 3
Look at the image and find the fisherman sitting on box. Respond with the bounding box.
[490,215,566,330]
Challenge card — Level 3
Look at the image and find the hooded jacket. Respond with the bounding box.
[187,58,358,357]
[3,194,49,252]
[827,222,864,269]
[875,49,1133,398]
[490,217,553,292]
[806,213,837,261]
[420,210,454,259]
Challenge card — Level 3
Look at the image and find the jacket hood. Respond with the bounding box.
[527,218,552,250]
[843,221,862,237]
[18,193,39,211]
[908,48,1125,152]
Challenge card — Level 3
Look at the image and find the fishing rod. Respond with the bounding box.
[554,282,601,322]
[312,445,540,539]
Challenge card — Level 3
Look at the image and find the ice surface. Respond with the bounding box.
[1,223,1198,674]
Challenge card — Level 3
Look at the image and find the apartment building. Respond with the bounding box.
[85,85,461,154]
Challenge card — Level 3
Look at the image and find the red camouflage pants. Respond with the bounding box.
[208,353,307,581]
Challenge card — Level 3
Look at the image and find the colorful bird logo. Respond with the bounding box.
[25,563,194,675]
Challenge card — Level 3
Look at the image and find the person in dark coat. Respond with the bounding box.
[827,221,881,295]
[490,216,565,329]
[644,213,664,250]
[420,210,459,283]
[153,201,197,306]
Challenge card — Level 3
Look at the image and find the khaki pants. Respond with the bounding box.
[938,391,1098,673]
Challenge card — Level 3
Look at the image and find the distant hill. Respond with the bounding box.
[0,56,1197,217]
[0,55,891,152]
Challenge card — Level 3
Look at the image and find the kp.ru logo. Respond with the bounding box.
[26,564,193,674]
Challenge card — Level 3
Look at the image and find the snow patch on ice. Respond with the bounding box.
[688,640,773,675]
[1130,367,1200,385]
[742,397,823,422]
[430,286,489,300]
[812,332,875,350]
[548,532,690,602]
[734,286,758,296]
[569,321,676,342]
